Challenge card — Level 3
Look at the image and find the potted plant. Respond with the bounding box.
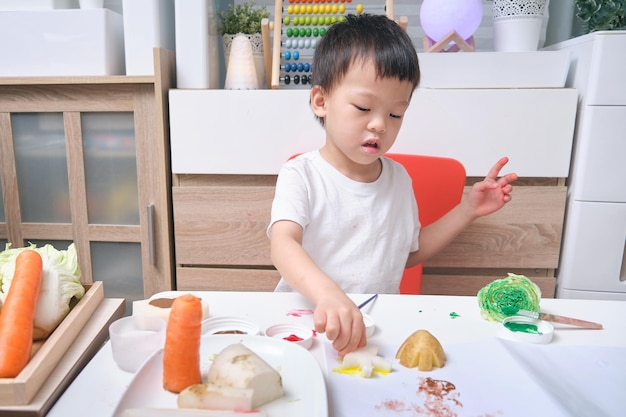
[574,0,626,33]
[219,1,270,87]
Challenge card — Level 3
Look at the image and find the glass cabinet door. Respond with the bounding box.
[12,113,71,224]
[82,113,139,225]
[82,112,144,311]
[8,111,145,311]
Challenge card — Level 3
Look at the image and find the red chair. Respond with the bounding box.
[386,154,466,294]
[286,153,466,294]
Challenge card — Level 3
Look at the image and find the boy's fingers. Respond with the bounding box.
[487,156,510,180]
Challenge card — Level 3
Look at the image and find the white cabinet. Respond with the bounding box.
[169,84,577,296]
[547,31,626,299]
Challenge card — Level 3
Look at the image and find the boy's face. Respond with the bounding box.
[311,58,414,179]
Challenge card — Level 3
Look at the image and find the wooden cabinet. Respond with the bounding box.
[170,88,578,297]
[0,49,175,301]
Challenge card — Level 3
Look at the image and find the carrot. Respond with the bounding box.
[0,250,43,378]
[162,294,202,393]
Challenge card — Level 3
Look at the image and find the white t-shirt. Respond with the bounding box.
[267,150,420,294]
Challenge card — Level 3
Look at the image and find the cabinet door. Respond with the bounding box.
[0,57,175,308]
[571,106,626,203]
[558,201,626,295]
[3,111,145,310]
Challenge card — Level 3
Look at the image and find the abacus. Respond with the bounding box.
[261,0,406,89]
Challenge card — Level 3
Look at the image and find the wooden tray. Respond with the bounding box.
[0,281,104,406]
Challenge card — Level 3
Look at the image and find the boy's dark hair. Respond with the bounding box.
[311,13,420,124]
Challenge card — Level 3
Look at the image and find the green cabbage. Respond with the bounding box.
[477,273,541,323]
[0,243,85,339]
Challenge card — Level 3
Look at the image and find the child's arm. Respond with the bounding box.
[406,157,518,267]
[270,219,367,356]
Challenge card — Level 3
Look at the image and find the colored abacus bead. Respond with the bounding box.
[293,51,300,60]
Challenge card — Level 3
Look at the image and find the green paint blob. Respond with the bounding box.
[501,305,519,316]
[449,312,460,319]
[504,322,542,334]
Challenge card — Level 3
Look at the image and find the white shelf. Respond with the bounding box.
[170,88,577,177]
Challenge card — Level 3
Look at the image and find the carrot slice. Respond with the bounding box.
[0,250,43,378]
[162,294,202,393]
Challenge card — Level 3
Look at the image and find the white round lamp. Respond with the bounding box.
[420,0,483,52]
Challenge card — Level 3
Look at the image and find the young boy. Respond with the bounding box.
[267,14,517,356]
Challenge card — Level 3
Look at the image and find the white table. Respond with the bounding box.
[47,292,626,417]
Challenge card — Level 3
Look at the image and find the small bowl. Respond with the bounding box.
[265,323,314,349]
[109,316,166,373]
[363,313,375,338]
[202,316,261,336]
[499,316,554,344]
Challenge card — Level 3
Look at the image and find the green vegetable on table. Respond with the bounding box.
[477,273,541,323]
[0,243,84,340]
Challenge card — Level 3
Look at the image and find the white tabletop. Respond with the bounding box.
[47,292,626,417]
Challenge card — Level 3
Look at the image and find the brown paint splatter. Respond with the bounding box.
[375,376,503,417]
[376,399,409,412]
[375,376,462,416]
[413,377,462,417]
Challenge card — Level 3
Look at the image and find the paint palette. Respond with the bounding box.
[499,316,554,344]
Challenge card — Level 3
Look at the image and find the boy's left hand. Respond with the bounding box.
[468,157,518,217]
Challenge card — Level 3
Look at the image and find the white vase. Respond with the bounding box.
[223,33,266,88]
[224,34,258,89]
[492,0,549,52]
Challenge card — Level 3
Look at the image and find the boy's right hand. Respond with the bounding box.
[313,295,367,357]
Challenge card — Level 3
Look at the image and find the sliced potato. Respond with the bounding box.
[396,329,446,371]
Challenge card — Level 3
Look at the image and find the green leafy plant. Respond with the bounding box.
[218,2,271,35]
[575,0,626,33]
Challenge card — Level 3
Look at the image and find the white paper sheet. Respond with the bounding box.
[325,339,626,417]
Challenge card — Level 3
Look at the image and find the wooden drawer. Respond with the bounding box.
[173,175,565,297]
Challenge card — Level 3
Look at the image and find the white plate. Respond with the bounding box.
[112,334,327,417]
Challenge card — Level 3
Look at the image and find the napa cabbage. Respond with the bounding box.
[0,243,84,340]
